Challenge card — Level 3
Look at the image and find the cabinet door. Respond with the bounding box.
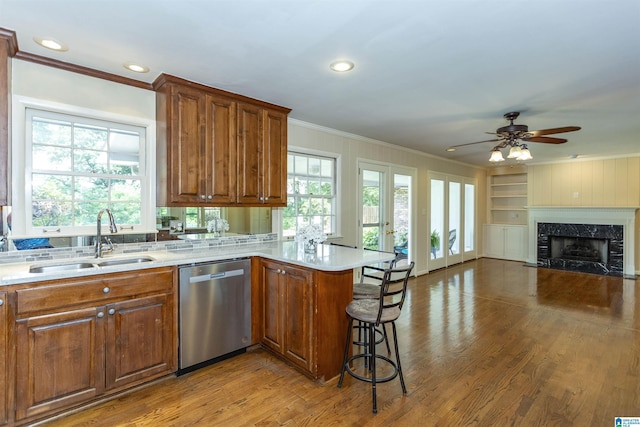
[0,292,6,426]
[261,109,287,206]
[282,265,315,373]
[484,224,505,258]
[105,293,175,391]
[236,102,263,204]
[504,226,526,261]
[168,85,205,204]
[15,307,105,421]
[204,94,237,204]
[260,260,285,353]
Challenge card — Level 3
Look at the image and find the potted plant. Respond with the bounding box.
[430,229,440,258]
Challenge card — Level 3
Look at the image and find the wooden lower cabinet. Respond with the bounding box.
[15,306,106,421]
[11,267,177,425]
[256,258,353,381]
[260,259,315,372]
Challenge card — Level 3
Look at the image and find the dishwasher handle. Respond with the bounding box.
[189,268,245,284]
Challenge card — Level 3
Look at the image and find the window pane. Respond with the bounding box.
[74,201,105,226]
[294,156,307,174]
[111,179,141,201]
[308,157,321,176]
[320,159,332,177]
[32,201,73,227]
[33,145,72,171]
[109,130,140,175]
[74,176,109,201]
[32,117,72,146]
[111,202,141,224]
[74,149,108,174]
[308,179,321,195]
[32,174,73,200]
[74,124,108,150]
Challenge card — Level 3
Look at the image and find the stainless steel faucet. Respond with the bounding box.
[96,208,118,258]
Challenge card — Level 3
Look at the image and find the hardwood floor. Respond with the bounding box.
[42,259,640,426]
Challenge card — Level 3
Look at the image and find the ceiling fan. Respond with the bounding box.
[447,112,581,162]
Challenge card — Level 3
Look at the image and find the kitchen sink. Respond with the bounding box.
[96,256,155,267]
[29,256,155,273]
[29,262,97,274]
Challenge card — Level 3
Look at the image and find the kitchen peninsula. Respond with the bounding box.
[0,238,394,426]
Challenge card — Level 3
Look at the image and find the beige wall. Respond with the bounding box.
[529,157,640,206]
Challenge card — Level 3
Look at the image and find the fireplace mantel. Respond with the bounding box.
[526,206,639,277]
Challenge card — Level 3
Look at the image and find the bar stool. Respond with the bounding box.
[338,261,414,413]
[353,263,392,355]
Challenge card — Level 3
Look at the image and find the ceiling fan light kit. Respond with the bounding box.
[447,111,581,163]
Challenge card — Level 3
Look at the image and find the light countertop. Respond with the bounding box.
[0,240,395,286]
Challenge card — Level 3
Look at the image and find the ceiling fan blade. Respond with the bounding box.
[529,126,581,136]
[447,139,501,149]
[523,136,568,144]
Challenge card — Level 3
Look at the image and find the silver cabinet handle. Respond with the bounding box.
[97,312,104,318]
[201,195,206,200]
[281,270,286,275]
[0,299,3,306]
[207,195,212,199]
[103,287,110,293]
[108,308,116,315]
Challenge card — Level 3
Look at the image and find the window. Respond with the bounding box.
[25,108,147,234]
[283,152,336,238]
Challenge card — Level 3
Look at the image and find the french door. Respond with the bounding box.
[358,161,414,260]
[429,172,476,270]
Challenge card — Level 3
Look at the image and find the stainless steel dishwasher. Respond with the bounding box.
[178,258,251,374]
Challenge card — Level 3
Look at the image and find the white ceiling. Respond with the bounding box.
[1,0,639,167]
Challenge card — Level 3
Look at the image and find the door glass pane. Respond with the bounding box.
[393,174,410,248]
[448,181,460,255]
[362,170,382,250]
[430,179,444,259]
[465,183,475,251]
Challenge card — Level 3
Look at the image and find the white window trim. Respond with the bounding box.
[10,95,157,238]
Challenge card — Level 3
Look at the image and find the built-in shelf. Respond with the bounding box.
[487,167,528,226]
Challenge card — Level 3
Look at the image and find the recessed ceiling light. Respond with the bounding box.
[330,61,354,72]
[33,36,68,51]
[446,147,456,152]
[568,154,580,159]
[124,63,149,73]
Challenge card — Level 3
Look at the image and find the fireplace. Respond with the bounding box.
[537,223,623,276]
[549,236,608,263]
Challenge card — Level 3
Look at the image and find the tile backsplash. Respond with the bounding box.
[0,233,278,265]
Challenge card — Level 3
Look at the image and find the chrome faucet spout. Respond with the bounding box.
[96,208,118,258]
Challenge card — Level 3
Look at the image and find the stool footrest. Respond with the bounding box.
[343,353,399,384]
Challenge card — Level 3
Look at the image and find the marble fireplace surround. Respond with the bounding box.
[527,207,638,278]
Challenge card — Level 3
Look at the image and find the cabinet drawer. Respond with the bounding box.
[16,267,174,316]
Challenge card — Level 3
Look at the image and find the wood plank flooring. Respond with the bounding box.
[42,259,640,426]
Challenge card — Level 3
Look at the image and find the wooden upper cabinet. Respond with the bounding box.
[154,74,290,207]
[261,109,288,206]
[205,94,237,204]
[169,85,204,205]
[0,30,18,206]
